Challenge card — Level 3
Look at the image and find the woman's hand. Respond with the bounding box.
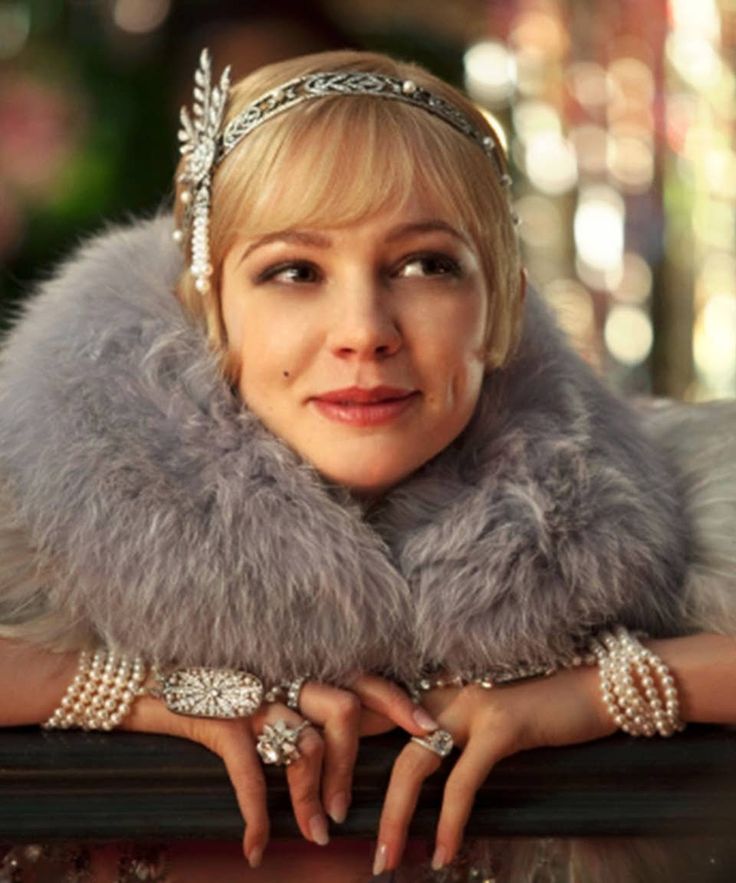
[122,672,436,868]
[373,665,616,875]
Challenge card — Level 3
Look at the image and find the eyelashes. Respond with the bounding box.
[395,253,462,279]
[253,252,464,287]
[255,261,321,285]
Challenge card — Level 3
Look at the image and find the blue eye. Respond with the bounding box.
[257,261,321,284]
[396,253,462,279]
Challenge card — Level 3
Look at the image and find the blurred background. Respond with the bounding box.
[0,0,734,400]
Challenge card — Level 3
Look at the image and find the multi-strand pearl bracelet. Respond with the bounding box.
[43,649,147,731]
[589,626,685,737]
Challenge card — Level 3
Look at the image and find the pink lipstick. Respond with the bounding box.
[311,386,419,427]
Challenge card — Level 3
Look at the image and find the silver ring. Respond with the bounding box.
[256,719,311,766]
[410,729,454,758]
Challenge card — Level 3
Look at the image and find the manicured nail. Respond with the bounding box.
[431,845,447,871]
[328,791,349,824]
[247,846,262,868]
[372,842,388,876]
[309,814,330,846]
[413,707,439,732]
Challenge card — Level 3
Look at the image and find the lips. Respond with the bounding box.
[311,386,419,427]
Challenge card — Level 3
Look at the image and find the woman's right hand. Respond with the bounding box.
[121,673,436,867]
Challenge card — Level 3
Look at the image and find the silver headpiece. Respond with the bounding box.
[176,49,513,295]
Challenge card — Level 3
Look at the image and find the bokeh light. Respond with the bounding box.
[605,305,654,366]
[526,132,578,195]
[464,41,516,106]
[574,186,625,274]
[113,0,171,34]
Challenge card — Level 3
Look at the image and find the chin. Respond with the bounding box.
[313,455,418,498]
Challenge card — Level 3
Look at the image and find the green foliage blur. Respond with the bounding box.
[0,1,179,328]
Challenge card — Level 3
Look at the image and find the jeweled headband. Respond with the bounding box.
[175,49,513,295]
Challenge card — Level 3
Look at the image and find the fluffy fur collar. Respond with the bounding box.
[0,216,690,683]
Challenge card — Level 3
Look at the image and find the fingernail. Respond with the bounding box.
[247,846,263,868]
[413,707,439,732]
[328,791,349,824]
[309,813,330,846]
[431,845,447,871]
[372,842,388,876]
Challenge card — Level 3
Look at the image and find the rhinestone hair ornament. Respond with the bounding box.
[176,49,514,295]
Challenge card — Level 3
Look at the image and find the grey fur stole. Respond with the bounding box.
[0,216,693,683]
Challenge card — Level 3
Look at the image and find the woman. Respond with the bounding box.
[0,48,735,882]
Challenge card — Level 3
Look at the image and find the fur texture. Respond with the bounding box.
[639,400,736,636]
[0,216,704,683]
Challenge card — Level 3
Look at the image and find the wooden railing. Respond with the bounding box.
[2,725,736,842]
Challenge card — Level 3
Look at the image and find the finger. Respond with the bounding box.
[215,722,270,868]
[374,740,443,874]
[349,673,439,734]
[127,706,271,868]
[432,735,499,870]
[299,684,360,824]
[269,712,328,846]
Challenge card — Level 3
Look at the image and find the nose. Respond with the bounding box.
[328,282,402,361]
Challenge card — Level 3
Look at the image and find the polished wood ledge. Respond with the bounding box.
[1,726,736,842]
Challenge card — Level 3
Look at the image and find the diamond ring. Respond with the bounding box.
[256,719,312,766]
[153,667,263,718]
[264,676,309,711]
[410,729,454,758]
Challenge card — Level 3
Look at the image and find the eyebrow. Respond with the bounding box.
[237,230,331,265]
[385,220,471,247]
[237,219,470,265]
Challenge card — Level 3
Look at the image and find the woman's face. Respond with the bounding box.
[220,197,488,495]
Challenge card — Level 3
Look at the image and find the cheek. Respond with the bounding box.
[222,289,301,393]
[418,302,487,399]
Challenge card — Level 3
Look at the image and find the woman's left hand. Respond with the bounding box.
[373,664,617,874]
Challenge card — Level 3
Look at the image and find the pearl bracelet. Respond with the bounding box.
[589,626,685,737]
[43,649,147,731]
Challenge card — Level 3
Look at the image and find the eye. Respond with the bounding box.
[256,261,322,285]
[395,253,462,279]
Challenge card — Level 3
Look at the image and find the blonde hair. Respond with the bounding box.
[173,50,523,374]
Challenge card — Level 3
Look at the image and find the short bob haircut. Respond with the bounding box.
[173,49,524,374]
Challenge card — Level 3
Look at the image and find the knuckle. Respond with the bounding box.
[289,774,320,808]
[331,691,361,721]
[298,731,324,761]
[444,774,476,802]
[228,763,266,797]
[379,813,407,838]
[472,706,515,742]
[324,752,356,777]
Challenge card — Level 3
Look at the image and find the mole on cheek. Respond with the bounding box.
[282,370,290,378]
